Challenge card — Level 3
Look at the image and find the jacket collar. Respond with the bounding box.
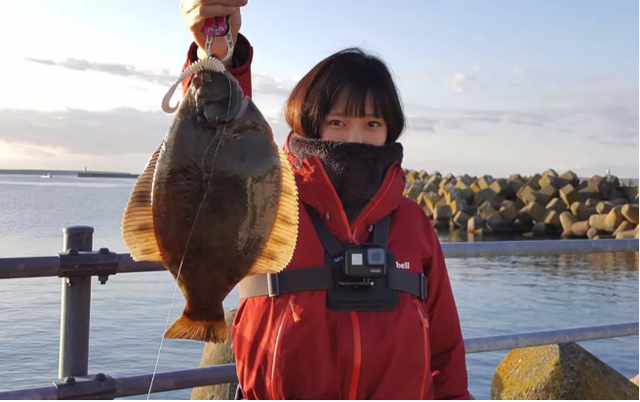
[282,131,406,243]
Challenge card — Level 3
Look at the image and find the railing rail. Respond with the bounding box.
[0,322,637,400]
[0,226,637,400]
[1,238,637,280]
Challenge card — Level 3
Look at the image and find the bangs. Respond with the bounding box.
[285,48,406,143]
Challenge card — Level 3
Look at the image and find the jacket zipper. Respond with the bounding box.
[270,295,294,400]
[311,161,401,399]
[415,300,429,400]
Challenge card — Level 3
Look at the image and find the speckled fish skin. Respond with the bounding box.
[121,66,299,344]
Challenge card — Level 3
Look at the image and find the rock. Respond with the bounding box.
[191,309,239,400]
[570,202,593,221]
[608,188,626,202]
[531,222,552,235]
[579,188,601,203]
[543,209,561,228]
[613,221,635,237]
[605,205,624,232]
[622,204,639,225]
[404,183,422,199]
[449,199,467,216]
[467,215,485,233]
[558,170,580,187]
[422,192,441,211]
[451,187,474,204]
[508,173,524,183]
[478,202,497,220]
[422,182,438,193]
[490,178,512,197]
[596,201,614,214]
[536,184,559,205]
[438,181,455,198]
[477,175,493,190]
[571,220,590,237]
[458,174,475,186]
[577,179,589,190]
[500,199,515,208]
[559,211,578,233]
[474,188,494,205]
[508,178,524,195]
[491,342,640,400]
[622,186,639,203]
[615,226,638,239]
[610,197,629,206]
[631,374,639,386]
[512,218,532,233]
[499,204,519,224]
[600,175,620,199]
[585,197,601,208]
[425,174,442,188]
[405,170,418,184]
[417,170,429,180]
[433,205,452,221]
[485,212,504,231]
[519,202,545,223]
[559,184,580,206]
[546,197,568,213]
[587,227,605,239]
[523,174,542,191]
[453,210,471,229]
[517,185,538,204]
[588,214,610,232]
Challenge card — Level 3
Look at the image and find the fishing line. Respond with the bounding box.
[146,56,237,400]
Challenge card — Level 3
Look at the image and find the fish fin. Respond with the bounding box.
[248,149,300,275]
[163,314,229,343]
[121,145,163,262]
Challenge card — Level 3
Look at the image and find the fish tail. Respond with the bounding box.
[163,313,229,344]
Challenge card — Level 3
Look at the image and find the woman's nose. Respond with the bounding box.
[345,127,363,143]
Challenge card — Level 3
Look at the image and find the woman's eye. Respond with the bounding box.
[367,121,382,128]
[328,120,344,126]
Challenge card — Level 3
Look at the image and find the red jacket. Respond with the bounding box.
[181,37,470,400]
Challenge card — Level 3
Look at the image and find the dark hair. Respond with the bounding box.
[284,47,405,144]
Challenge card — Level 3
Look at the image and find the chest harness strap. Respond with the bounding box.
[238,205,427,311]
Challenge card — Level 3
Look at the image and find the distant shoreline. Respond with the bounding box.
[0,169,138,179]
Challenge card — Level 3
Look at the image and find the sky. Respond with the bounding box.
[0,0,637,178]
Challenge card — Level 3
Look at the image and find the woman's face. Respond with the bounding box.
[319,93,387,146]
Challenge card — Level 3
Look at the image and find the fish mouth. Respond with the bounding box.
[201,96,248,125]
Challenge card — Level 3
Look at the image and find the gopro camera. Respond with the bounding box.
[344,246,387,279]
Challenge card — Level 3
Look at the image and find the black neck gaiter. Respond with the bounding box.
[288,134,404,224]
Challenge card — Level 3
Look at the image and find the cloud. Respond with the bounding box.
[0,106,296,158]
[3,56,637,179]
[446,72,474,93]
[24,57,293,99]
[25,57,176,87]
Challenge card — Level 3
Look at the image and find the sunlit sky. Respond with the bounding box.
[0,0,637,177]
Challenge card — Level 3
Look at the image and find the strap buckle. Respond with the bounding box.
[267,273,280,297]
[419,273,427,301]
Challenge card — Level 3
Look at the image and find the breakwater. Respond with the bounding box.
[403,168,639,240]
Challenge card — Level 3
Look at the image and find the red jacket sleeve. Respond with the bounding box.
[423,220,471,400]
[179,33,254,97]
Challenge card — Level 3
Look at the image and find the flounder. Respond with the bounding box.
[121,57,299,344]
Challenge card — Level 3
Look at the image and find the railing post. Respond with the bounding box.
[58,225,94,380]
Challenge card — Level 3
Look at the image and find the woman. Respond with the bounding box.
[179,1,470,399]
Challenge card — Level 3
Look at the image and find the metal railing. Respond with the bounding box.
[0,226,638,400]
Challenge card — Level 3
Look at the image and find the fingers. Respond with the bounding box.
[181,0,247,15]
